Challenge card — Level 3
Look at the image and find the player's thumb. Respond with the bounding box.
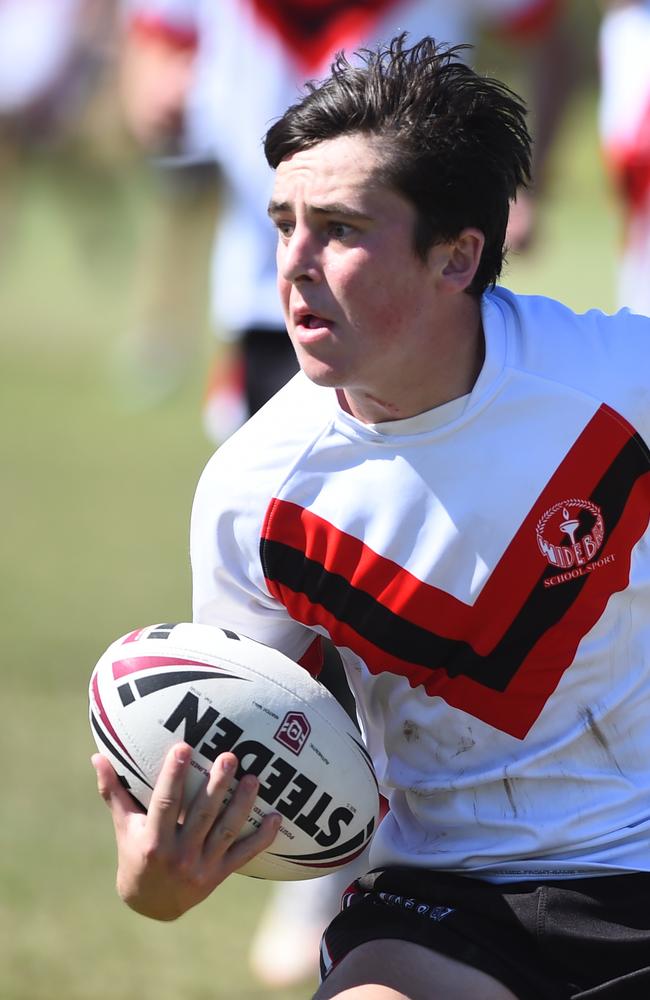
[92,753,139,828]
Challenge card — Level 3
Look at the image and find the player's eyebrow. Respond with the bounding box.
[267,199,371,222]
[267,200,290,218]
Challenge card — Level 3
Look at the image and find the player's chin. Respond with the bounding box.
[299,363,346,389]
[294,347,347,388]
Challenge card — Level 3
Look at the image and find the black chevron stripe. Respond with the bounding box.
[261,433,650,691]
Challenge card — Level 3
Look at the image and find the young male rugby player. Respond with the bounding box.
[94,36,650,999]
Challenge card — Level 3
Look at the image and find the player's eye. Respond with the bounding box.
[327,222,353,240]
[275,220,294,237]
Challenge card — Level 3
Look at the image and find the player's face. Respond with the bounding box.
[270,132,467,422]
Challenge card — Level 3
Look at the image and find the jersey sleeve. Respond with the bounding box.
[497,287,650,442]
[190,434,322,672]
[598,307,650,441]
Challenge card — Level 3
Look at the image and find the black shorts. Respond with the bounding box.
[320,867,650,999]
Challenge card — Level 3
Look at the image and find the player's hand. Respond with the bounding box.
[91,744,281,921]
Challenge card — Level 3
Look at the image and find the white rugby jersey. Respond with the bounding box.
[191,287,650,881]
[126,0,559,335]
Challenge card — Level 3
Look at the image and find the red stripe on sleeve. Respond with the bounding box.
[297,635,324,678]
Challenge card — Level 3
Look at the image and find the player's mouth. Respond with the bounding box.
[293,310,335,342]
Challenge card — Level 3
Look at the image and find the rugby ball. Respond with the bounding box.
[89,622,379,880]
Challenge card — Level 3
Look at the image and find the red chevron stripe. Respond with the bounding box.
[265,405,636,647]
[266,473,648,736]
[262,406,648,737]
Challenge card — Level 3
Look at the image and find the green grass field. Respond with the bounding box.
[0,83,619,1000]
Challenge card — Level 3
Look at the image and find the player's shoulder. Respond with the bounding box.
[489,285,650,421]
[491,284,650,364]
[196,372,336,498]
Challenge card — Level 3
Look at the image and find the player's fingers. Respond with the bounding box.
[226,810,282,875]
[181,752,238,842]
[203,772,261,856]
[145,743,191,840]
[91,754,144,830]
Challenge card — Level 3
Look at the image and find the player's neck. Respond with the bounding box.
[340,300,485,425]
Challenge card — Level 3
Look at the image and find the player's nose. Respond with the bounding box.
[279,225,322,284]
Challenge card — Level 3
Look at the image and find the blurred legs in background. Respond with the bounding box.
[202,326,299,442]
[249,866,361,989]
[113,159,220,409]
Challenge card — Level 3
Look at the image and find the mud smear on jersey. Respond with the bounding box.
[402,720,420,742]
[579,705,624,776]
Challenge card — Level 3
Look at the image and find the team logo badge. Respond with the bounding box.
[275,711,311,755]
[536,498,605,571]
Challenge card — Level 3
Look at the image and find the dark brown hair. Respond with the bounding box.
[264,34,531,295]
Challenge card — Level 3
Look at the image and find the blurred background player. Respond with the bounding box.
[0,0,121,272]
[115,1,222,409]
[119,0,577,444]
[598,0,650,317]
[118,0,578,989]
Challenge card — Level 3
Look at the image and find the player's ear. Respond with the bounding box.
[439,228,485,293]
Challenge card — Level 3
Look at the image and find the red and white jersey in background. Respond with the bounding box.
[599,1,650,315]
[191,287,650,881]
[0,0,86,112]
[125,0,559,336]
